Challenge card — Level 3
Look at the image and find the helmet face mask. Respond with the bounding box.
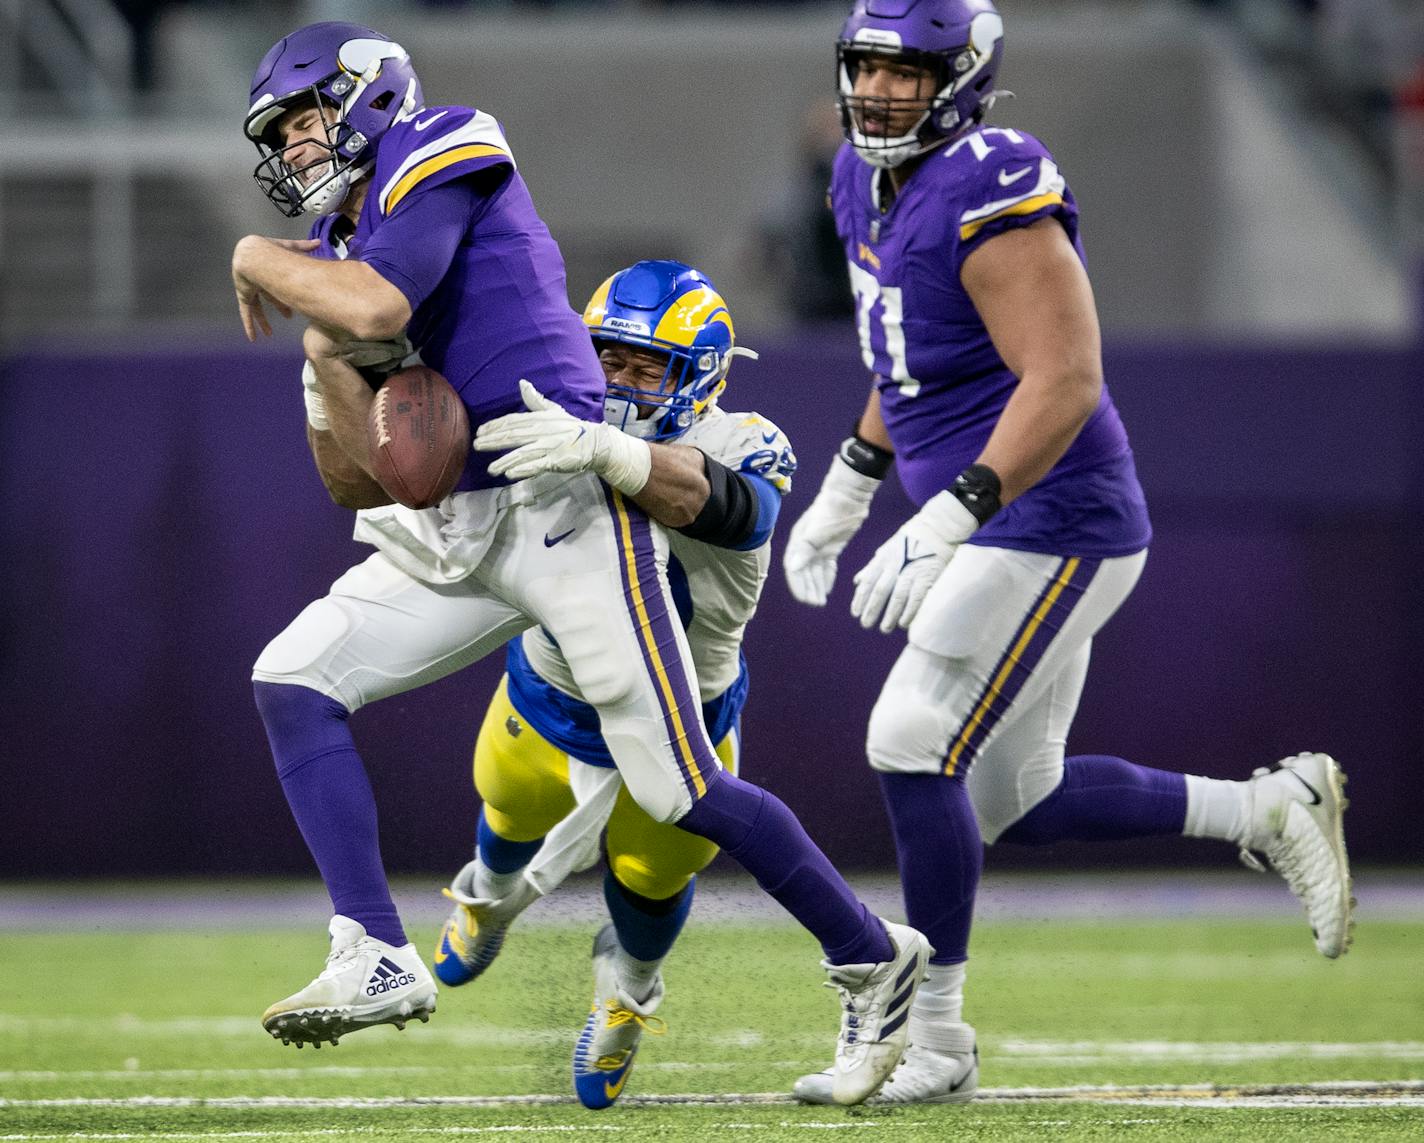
[248,96,366,218]
[245,22,423,217]
[597,341,710,442]
[836,0,1004,169]
[582,260,754,443]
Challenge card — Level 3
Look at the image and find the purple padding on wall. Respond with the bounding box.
[1,328,1419,875]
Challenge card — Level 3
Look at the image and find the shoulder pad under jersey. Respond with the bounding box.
[938,127,1071,247]
[373,105,515,218]
[683,410,798,494]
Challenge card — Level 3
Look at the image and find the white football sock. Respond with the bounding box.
[473,857,525,902]
[611,944,663,1007]
[1182,775,1251,843]
[907,962,974,1054]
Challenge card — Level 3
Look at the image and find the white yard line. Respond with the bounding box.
[8,1038,1424,1084]
[4,1081,1424,1111]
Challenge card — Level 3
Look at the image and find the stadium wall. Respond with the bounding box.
[2,329,1419,875]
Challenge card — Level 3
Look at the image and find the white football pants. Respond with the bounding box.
[252,471,721,824]
[866,544,1148,843]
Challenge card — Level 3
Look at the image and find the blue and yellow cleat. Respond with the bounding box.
[572,924,666,1109]
[431,862,539,987]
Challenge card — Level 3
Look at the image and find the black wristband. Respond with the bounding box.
[951,463,1003,526]
[838,433,894,480]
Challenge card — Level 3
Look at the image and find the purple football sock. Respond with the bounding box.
[253,682,405,946]
[878,771,981,965]
[998,755,1188,845]
[678,771,893,965]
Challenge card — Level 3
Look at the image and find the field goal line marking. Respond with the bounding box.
[4,1081,1424,1111]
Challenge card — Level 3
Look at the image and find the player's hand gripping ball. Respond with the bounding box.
[366,365,470,509]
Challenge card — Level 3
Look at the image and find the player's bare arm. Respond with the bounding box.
[960,216,1103,504]
[232,236,412,343]
[631,443,712,528]
[301,324,388,484]
[305,420,393,509]
[855,385,894,452]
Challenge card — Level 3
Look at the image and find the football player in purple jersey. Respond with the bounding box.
[784,0,1354,1104]
[233,22,929,1104]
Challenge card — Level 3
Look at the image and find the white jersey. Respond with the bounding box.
[523,407,796,702]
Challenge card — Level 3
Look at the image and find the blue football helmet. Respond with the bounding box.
[244,22,423,217]
[837,0,1005,169]
[582,260,757,442]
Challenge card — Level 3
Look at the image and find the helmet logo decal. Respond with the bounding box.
[969,12,1003,54]
[336,38,407,76]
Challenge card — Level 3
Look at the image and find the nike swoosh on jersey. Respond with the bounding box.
[413,110,449,132]
[997,165,1033,186]
[544,527,577,547]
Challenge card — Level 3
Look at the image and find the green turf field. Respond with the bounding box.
[2,901,1422,1140]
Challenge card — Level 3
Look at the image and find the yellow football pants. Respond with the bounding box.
[474,675,739,901]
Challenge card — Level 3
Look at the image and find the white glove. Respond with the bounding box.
[783,456,883,605]
[475,378,652,495]
[850,491,980,633]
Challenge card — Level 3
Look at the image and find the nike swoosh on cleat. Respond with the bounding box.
[604,1069,631,1101]
[761,431,778,444]
[544,528,577,547]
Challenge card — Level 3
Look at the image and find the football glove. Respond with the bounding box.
[341,336,413,377]
[850,491,980,633]
[783,456,882,606]
[475,379,652,495]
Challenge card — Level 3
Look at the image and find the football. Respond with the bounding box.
[366,365,470,509]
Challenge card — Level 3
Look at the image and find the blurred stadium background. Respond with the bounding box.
[4,1,1424,1135]
[2,0,1422,883]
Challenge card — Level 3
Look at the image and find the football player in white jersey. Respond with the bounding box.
[430,259,796,1108]
[241,24,928,1105]
[783,0,1353,1105]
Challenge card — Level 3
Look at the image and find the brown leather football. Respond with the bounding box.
[366,365,470,509]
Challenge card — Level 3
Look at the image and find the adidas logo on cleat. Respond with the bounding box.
[365,957,417,996]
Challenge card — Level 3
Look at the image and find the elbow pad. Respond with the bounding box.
[676,452,778,550]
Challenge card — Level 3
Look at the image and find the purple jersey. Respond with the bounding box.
[309,105,604,491]
[830,126,1150,557]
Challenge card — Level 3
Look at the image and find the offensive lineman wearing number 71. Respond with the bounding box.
[784,0,1354,1105]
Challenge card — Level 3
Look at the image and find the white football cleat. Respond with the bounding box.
[794,1034,979,1105]
[820,918,931,1105]
[572,924,666,1109]
[1238,752,1354,958]
[262,915,437,1047]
